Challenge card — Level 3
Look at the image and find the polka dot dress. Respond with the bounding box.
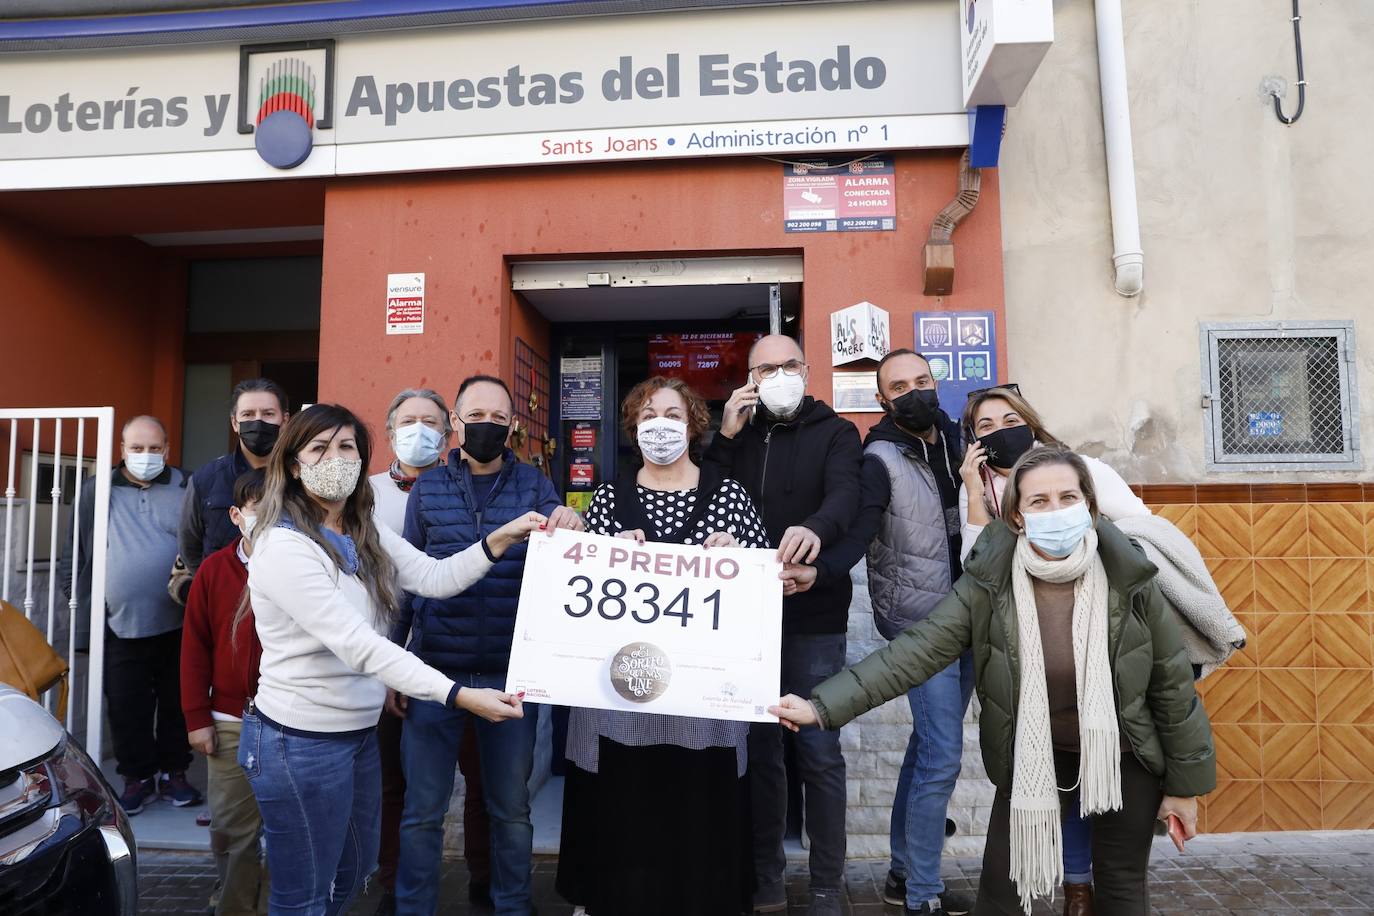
[582,478,770,548]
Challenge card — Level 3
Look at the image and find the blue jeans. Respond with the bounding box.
[395,675,539,916]
[1062,788,1094,884]
[750,632,848,896]
[889,651,974,909]
[239,708,380,916]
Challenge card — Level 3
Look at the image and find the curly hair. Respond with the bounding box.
[620,376,711,458]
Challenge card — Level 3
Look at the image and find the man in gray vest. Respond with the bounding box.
[779,348,969,916]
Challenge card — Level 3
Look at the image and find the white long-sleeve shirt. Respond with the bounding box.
[248,522,493,732]
[958,453,1151,565]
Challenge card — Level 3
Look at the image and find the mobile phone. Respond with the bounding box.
[1166,813,1186,852]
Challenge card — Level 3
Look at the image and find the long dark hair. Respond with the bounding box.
[234,404,400,640]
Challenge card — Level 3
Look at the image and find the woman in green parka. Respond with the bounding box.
[772,446,1215,916]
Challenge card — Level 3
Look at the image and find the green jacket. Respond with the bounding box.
[812,519,1216,798]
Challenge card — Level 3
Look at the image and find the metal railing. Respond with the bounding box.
[1,407,113,762]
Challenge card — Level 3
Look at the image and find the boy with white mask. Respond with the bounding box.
[703,335,862,916]
[181,469,269,916]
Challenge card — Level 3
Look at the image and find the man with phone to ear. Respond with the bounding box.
[703,334,862,916]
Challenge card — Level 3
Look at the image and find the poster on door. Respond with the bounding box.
[915,310,998,419]
[783,157,896,233]
[560,357,603,420]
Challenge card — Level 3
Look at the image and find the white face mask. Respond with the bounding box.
[297,456,363,502]
[1023,502,1094,558]
[124,452,165,481]
[757,372,806,417]
[393,422,444,469]
[636,417,689,466]
[239,514,257,538]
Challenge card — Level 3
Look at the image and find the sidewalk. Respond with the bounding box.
[134,829,1374,914]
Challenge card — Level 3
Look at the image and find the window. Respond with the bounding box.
[1200,321,1360,471]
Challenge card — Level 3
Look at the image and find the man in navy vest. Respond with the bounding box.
[178,378,289,583]
[392,374,582,916]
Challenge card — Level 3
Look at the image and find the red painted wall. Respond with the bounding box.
[319,151,1005,473]
[0,213,186,462]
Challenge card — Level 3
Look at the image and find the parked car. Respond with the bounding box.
[0,685,137,914]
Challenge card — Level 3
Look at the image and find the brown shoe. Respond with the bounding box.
[1063,882,1095,916]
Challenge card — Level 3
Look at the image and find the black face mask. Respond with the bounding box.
[886,388,941,432]
[462,421,509,464]
[978,424,1035,470]
[237,419,280,458]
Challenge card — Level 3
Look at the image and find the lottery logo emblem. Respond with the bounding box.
[610,642,672,703]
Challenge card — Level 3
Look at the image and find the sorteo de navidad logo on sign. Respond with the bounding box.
[237,40,336,169]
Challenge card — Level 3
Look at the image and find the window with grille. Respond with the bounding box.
[1200,321,1360,471]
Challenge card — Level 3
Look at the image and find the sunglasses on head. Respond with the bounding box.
[966,383,1021,399]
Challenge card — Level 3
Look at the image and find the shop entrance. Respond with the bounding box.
[512,256,810,851]
[512,256,803,508]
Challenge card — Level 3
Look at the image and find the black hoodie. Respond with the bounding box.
[702,396,862,634]
[811,410,965,590]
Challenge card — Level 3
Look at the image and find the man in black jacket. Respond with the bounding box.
[703,334,862,916]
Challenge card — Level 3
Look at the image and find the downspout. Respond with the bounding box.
[1095,0,1144,297]
[922,150,982,296]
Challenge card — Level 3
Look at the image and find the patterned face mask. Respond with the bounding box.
[297,456,362,501]
[636,417,689,466]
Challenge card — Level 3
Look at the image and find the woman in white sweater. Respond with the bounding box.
[956,385,1150,915]
[236,403,545,915]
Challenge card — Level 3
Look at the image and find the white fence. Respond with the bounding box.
[1,407,113,762]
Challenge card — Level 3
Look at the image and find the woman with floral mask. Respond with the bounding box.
[771,446,1214,916]
[556,377,770,916]
[235,404,547,915]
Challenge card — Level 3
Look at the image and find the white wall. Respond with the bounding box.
[997,0,1374,483]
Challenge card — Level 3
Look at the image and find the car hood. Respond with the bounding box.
[0,685,64,769]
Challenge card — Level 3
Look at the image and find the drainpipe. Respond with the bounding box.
[1095,0,1144,297]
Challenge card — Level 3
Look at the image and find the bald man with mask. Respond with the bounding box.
[703,334,862,916]
[61,415,204,816]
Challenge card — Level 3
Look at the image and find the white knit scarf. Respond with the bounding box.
[1007,528,1122,914]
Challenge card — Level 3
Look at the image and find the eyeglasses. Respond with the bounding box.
[750,360,807,380]
[966,383,1021,399]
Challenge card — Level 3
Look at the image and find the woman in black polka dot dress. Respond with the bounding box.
[556,376,770,916]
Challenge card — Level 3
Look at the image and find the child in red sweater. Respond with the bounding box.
[181,469,267,916]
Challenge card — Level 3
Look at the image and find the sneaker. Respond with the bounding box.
[118,776,157,815]
[905,891,975,915]
[808,889,842,915]
[158,771,204,807]
[883,870,906,906]
[753,886,788,913]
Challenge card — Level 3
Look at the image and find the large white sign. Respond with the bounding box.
[506,529,782,723]
[0,1,978,189]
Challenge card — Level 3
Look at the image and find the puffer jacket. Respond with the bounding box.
[403,448,561,676]
[811,519,1216,798]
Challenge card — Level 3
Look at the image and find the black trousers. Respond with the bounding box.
[104,627,192,780]
[976,750,1163,916]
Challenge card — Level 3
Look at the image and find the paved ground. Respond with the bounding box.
[136,830,1374,915]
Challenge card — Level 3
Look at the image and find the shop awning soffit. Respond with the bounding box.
[0,0,871,50]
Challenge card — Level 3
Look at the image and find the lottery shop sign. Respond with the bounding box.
[506,529,782,722]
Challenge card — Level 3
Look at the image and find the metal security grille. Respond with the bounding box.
[1201,322,1360,471]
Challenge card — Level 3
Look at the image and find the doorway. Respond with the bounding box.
[180,256,322,469]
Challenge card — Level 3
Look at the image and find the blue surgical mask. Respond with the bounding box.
[1022,502,1093,558]
[393,423,444,468]
[124,452,165,481]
